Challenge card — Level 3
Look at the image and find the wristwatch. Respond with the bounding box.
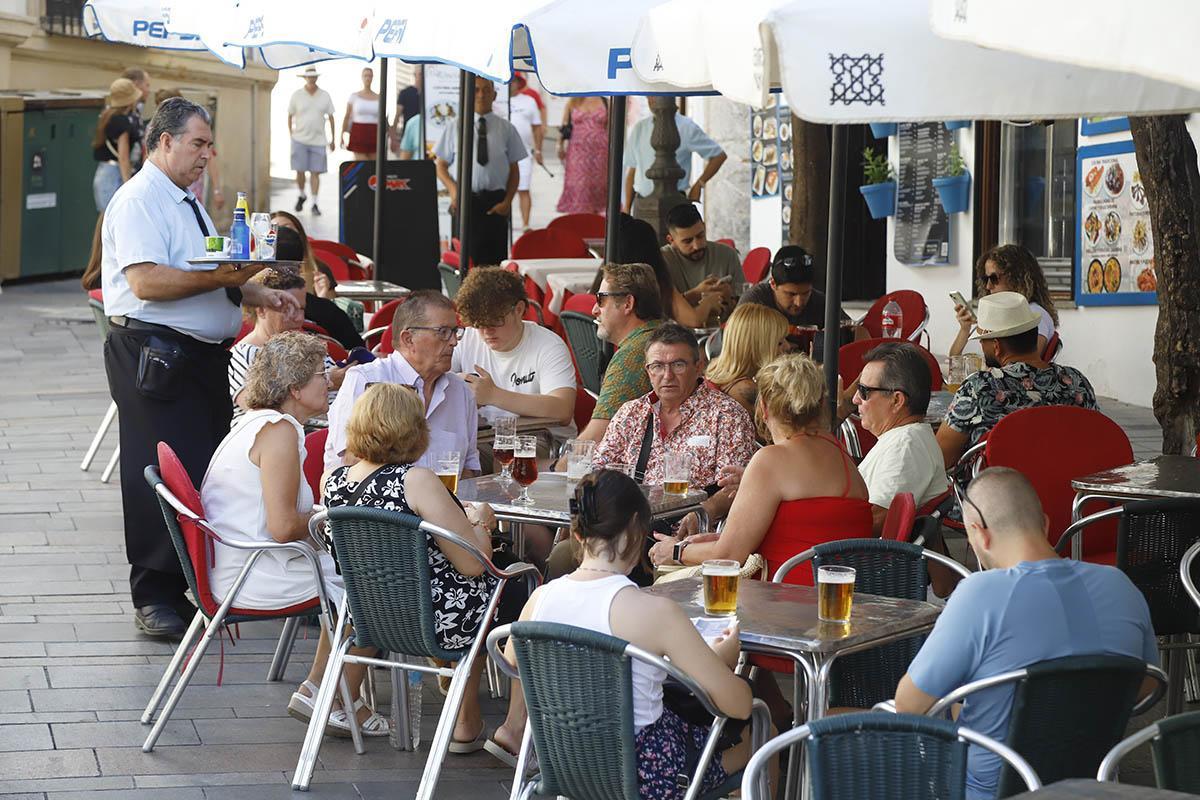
[672,539,690,564]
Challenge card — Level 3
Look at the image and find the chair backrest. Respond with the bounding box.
[148,444,218,616]
[507,621,642,800]
[562,293,598,314]
[1151,711,1200,792]
[561,311,603,395]
[837,337,943,391]
[303,429,328,499]
[1116,497,1200,635]
[717,237,736,249]
[742,247,771,284]
[860,290,931,342]
[984,406,1133,560]
[438,262,462,298]
[512,228,591,260]
[325,505,479,661]
[314,250,351,282]
[376,325,396,355]
[523,297,547,326]
[573,386,597,433]
[995,654,1150,798]
[309,238,362,267]
[87,292,111,338]
[1042,331,1062,362]
[368,298,404,332]
[881,493,916,541]
[547,212,606,241]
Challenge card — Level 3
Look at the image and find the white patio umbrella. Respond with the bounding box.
[929,0,1200,94]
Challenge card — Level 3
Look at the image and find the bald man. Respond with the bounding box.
[894,467,1157,800]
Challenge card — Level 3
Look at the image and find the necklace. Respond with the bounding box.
[576,564,627,576]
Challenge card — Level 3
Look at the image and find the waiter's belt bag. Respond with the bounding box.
[136,335,189,401]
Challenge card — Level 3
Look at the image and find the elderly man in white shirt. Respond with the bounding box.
[852,342,949,536]
[324,291,481,476]
[101,97,300,638]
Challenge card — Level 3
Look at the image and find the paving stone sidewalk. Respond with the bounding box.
[0,278,1165,799]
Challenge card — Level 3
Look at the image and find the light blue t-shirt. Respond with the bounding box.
[400,114,422,157]
[434,111,527,193]
[623,112,724,198]
[907,559,1157,800]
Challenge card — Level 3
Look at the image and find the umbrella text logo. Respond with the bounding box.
[607,48,632,80]
[131,20,197,41]
[378,19,408,45]
[828,53,885,106]
[245,16,264,40]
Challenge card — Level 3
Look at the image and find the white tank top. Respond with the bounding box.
[350,93,380,124]
[531,574,666,731]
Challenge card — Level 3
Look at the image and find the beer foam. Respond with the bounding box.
[817,568,856,584]
[702,563,740,576]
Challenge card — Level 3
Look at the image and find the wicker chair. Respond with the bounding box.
[1056,497,1200,713]
[80,291,120,482]
[1098,709,1200,791]
[561,310,603,395]
[773,539,970,709]
[926,654,1167,798]
[438,262,462,298]
[292,507,541,798]
[485,621,772,800]
[741,712,1040,800]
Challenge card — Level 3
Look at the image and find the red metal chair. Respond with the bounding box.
[376,326,396,355]
[1043,332,1063,362]
[980,406,1134,564]
[363,297,407,351]
[511,228,591,260]
[562,293,598,315]
[303,429,328,499]
[838,414,879,461]
[860,290,931,346]
[838,337,943,391]
[881,493,917,542]
[742,247,771,284]
[313,247,369,281]
[547,213,606,241]
[573,386,597,433]
[81,289,121,483]
[309,239,362,266]
[140,443,336,753]
[717,237,736,250]
[523,297,547,327]
[317,336,348,363]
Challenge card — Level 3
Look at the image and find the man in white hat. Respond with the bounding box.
[288,66,336,216]
[936,291,1096,467]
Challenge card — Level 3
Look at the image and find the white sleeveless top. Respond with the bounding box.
[531,574,666,731]
[350,93,380,124]
[202,410,332,609]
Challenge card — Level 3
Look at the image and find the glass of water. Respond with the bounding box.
[565,439,596,481]
[249,213,272,260]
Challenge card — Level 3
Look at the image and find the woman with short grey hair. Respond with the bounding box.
[201,331,390,737]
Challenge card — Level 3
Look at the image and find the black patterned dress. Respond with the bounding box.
[323,463,497,650]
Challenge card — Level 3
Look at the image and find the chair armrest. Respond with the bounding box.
[771,548,817,583]
[486,624,521,681]
[1052,506,1126,555]
[1133,664,1169,716]
[954,440,987,478]
[1181,541,1200,613]
[419,519,544,588]
[872,699,898,713]
[926,668,1029,717]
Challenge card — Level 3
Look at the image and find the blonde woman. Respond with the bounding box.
[92,78,141,211]
[704,303,789,414]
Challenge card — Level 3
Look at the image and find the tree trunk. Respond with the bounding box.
[1129,115,1200,455]
[791,117,831,271]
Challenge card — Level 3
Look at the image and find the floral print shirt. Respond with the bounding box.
[593,381,756,487]
[592,320,661,420]
[945,362,1098,446]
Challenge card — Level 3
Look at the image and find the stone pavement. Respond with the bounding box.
[0,278,1167,798]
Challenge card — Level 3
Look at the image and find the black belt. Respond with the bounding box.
[108,316,234,349]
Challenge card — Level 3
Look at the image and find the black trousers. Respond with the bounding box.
[452,188,509,268]
[104,325,233,607]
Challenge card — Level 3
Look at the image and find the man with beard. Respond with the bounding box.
[574,263,663,446]
[936,292,1096,468]
[660,203,740,316]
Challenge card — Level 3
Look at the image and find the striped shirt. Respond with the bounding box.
[228,341,335,425]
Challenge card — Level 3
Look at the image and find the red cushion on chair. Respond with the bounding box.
[860,290,930,342]
[368,298,405,332]
[573,387,597,432]
[742,247,771,284]
[512,229,591,260]
[303,429,328,500]
[563,293,598,314]
[548,213,607,241]
[88,288,105,303]
[157,442,219,615]
[838,338,943,391]
[881,493,916,541]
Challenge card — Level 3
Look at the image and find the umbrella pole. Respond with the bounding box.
[823,124,846,429]
[603,96,626,264]
[456,70,475,272]
[372,57,388,291]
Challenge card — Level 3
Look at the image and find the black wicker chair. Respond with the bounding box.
[560,310,603,395]
[1098,709,1200,792]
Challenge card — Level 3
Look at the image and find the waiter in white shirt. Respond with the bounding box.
[434,75,527,267]
[101,98,300,638]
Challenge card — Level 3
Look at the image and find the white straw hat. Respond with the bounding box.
[970,291,1041,339]
[299,66,320,78]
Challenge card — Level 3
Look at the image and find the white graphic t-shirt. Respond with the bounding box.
[453,321,576,412]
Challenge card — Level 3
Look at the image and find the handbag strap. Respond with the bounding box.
[633,412,655,483]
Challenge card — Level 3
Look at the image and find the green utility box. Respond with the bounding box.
[0,91,106,283]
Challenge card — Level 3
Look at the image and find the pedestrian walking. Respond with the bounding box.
[556,96,609,215]
[288,65,336,216]
[341,66,381,162]
[492,75,543,233]
[92,77,141,212]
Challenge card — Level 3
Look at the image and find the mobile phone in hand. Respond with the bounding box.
[949,291,975,321]
[717,275,734,284]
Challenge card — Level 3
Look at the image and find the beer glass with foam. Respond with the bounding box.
[512,435,538,505]
[662,450,693,495]
[702,559,740,616]
[435,451,461,494]
[492,415,517,483]
[817,565,856,623]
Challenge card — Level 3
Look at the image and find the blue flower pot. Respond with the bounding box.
[859,181,896,219]
[869,123,897,139]
[944,120,971,131]
[932,171,971,214]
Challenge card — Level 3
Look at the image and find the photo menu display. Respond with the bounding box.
[749,97,795,242]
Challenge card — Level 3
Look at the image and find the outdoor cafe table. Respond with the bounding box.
[544,270,601,317]
[1070,455,1200,556]
[1009,779,1196,799]
[330,279,409,302]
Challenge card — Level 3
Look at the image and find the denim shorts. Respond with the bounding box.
[291,140,328,174]
[93,162,123,212]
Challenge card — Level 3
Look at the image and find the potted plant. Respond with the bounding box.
[932,144,971,214]
[859,147,896,219]
[869,122,897,139]
[944,120,971,130]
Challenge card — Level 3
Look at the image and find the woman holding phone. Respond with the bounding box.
[948,244,1058,358]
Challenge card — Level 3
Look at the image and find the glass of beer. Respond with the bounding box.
[702,559,740,616]
[662,450,693,495]
[607,463,636,480]
[817,565,856,624]
[435,451,461,494]
[511,435,538,505]
[565,439,596,481]
[492,415,517,483]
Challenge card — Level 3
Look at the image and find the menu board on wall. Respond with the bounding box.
[894,122,952,266]
[1075,140,1157,306]
[749,96,782,200]
[778,103,794,241]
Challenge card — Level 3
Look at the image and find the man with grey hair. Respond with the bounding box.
[324,290,481,476]
[852,341,948,535]
[894,467,1157,800]
[102,96,301,638]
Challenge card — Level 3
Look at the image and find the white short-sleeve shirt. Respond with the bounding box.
[288,88,336,147]
[857,421,949,509]
[1028,301,1056,343]
[100,159,242,344]
[492,92,541,153]
[452,322,577,412]
[623,112,724,198]
[434,111,528,193]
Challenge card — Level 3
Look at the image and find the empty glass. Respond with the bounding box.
[249,213,271,260]
[565,439,596,481]
[492,415,518,482]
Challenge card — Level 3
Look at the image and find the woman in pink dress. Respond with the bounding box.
[556,97,610,214]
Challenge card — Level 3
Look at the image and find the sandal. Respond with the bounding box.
[328,698,390,738]
[428,657,453,696]
[448,724,486,754]
[484,734,538,775]
[287,680,320,724]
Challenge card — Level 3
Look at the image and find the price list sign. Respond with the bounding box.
[894,123,952,266]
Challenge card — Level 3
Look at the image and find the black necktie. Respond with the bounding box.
[184,196,211,237]
[476,117,489,167]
